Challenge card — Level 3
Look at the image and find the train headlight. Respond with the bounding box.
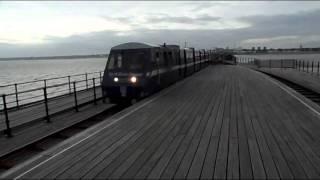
[113,77,119,82]
[130,76,137,83]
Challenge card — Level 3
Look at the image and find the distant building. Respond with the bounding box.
[257,46,261,52]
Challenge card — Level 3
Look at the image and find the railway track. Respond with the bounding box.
[261,71,320,105]
[0,104,128,174]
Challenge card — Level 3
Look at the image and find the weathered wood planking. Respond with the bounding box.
[3,65,320,179]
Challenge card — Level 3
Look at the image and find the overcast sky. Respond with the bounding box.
[0,1,320,57]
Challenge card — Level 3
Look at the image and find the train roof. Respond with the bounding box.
[165,45,180,49]
[111,42,160,50]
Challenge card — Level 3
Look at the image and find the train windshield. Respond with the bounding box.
[107,51,145,71]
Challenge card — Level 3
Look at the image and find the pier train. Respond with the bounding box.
[102,42,211,103]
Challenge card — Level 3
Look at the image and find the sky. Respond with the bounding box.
[0,1,320,57]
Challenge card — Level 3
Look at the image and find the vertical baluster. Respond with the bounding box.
[312,61,314,73]
[68,76,71,94]
[14,83,19,108]
[44,79,47,89]
[85,73,88,90]
[73,82,79,112]
[299,60,301,71]
[43,87,50,123]
[99,72,102,84]
[93,78,97,105]
[2,94,12,137]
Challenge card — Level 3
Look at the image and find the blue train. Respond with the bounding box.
[102,42,211,103]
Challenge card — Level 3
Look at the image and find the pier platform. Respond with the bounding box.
[2,65,320,179]
[257,68,320,94]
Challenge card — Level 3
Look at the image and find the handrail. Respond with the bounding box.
[0,71,103,88]
[0,71,104,110]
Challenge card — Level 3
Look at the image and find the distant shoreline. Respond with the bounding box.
[235,51,320,55]
[0,54,108,61]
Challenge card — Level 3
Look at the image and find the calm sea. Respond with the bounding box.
[2,53,320,86]
[0,58,107,86]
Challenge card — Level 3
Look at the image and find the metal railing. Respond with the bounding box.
[0,71,104,109]
[0,71,106,137]
[295,60,320,76]
[237,57,320,76]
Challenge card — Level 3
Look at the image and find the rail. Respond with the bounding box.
[236,57,320,76]
[0,71,106,137]
[0,71,104,109]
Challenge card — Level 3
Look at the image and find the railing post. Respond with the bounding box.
[99,72,102,84]
[73,82,79,112]
[44,79,47,89]
[14,83,19,108]
[299,60,301,71]
[2,94,12,137]
[93,78,97,105]
[303,61,305,71]
[307,61,309,73]
[312,61,314,73]
[318,61,320,76]
[43,87,50,123]
[68,76,71,94]
[85,73,88,90]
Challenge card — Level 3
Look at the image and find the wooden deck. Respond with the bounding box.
[3,65,320,179]
[0,87,102,131]
[257,68,320,94]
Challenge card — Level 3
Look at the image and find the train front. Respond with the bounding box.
[102,47,149,102]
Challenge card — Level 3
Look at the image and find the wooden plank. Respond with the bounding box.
[241,74,279,179]
[255,74,320,178]
[173,91,221,179]
[213,75,231,179]
[241,69,294,179]
[186,80,224,179]
[61,97,178,179]
[44,105,156,179]
[115,81,207,179]
[236,75,253,179]
[200,80,228,179]
[82,91,189,178]
[226,73,239,179]
[143,76,221,179]
[241,70,266,179]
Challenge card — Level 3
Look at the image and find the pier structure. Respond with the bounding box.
[2,65,320,179]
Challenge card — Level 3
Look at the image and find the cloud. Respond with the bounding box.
[1,7,320,57]
[235,9,320,47]
[146,14,221,25]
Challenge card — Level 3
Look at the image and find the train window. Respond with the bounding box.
[168,52,172,65]
[107,55,116,70]
[164,52,168,66]
[155,52,160,63]
[117,54,122,68]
